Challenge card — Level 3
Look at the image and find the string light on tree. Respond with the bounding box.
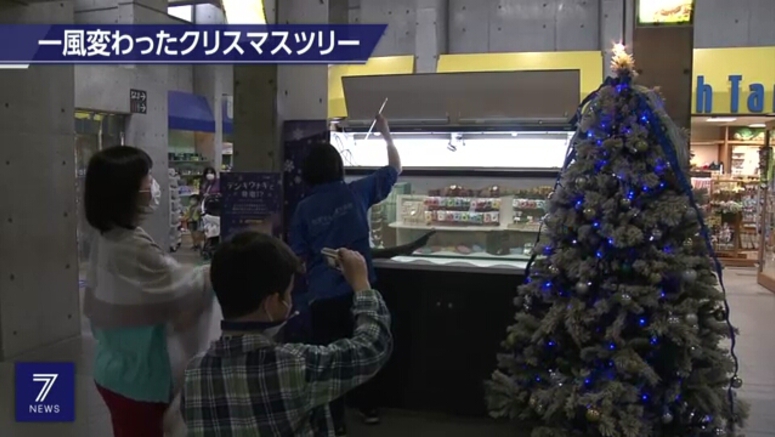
[486,43,747,437]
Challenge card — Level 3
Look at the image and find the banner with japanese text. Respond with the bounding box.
[221,172,282,241]
[0,24,386,65]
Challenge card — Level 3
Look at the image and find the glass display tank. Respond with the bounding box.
[334,129,571,270]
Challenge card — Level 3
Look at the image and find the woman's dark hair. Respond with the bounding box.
[202,166,217,186]
[301,143,344,186]
[84,146,152,233]
[211,231,302,319]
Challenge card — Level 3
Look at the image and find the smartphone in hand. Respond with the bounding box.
[321,248,342,271]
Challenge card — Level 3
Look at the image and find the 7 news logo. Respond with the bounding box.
[15,362,75,422]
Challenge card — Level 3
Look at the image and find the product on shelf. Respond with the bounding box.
[707,175,759,264]
[168,168,183,252]
[421,196,502,226]
[168,152,207,162]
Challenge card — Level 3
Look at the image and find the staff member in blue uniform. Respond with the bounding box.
[289,115,400,435]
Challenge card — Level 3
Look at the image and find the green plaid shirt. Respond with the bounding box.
[181,290,392,436]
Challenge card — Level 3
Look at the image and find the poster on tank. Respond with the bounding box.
[220,172,282,240]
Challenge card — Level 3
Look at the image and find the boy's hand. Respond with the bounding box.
[337,248,371,292]
[375,114,391,137]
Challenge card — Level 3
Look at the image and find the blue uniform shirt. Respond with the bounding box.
[290,166,399,301]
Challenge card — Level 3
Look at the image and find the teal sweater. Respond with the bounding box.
[93,324,173,403]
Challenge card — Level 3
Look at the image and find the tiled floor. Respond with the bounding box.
[1,265,773,436]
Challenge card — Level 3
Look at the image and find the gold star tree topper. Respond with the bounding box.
[611,43,636,77]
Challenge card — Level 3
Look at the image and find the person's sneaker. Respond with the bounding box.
[359,409,380,425]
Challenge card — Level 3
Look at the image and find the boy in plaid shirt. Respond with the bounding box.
[181,231,392,436]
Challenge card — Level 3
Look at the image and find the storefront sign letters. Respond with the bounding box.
[695,75,774,114]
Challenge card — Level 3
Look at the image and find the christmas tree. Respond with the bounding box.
[487,45,747,437]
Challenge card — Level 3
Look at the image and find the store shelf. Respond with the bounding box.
[728,140,764,146]
[411,250,532,260]
[389,222,504,232]
[170,160,209,165]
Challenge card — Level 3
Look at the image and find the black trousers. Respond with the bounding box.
[310,293,380,425]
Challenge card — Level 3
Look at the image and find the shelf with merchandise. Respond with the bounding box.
[757,126,775,293]
[708,175,759,266]
[389,185,551,265]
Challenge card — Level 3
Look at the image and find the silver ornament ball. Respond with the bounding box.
[714,428,726,436]
[575,282,590,294]
[583,208,596,219]
[661,411,674,424]
[668,316,680,325]
[575,176,588,187]
[548,264,559,274]
[651,229,663,240]
[731,377,743,388]
[621,293,632,303]
[682,269,698,283]
[685,208,698,221]
[620,197,632,208]
[686,313,699,325]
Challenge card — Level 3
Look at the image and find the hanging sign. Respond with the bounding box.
[130,89,147,114]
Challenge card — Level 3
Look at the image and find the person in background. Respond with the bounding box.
[200,166,220,197]
[185,194,203,250]
[83,146,216,437]
[289,115,400,433]
[181,232,392,437]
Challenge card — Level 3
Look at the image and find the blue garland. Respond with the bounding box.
[523,73,742,432]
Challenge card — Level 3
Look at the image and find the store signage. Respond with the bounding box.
[695,75,775,114]
[129,89,147,114]
[220,172,282,239]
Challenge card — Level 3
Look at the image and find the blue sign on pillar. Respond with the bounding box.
[220,172,282,240]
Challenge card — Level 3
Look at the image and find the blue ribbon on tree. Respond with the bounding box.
[632,85,741,430]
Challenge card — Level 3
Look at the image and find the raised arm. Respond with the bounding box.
[376,115,401,174]
[298,249,392,407]
[85,228,213,329]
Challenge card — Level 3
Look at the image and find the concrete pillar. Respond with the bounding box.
[599,0,633,78]
[632,10,693,130]
[194,3,234,173]
[0,1,80,359]
[414,0,447,74]
[74,0,174,247]
[233,0,347,171]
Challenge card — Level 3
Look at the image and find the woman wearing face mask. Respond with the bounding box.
[201,166,219,197]
[83,146,216,437]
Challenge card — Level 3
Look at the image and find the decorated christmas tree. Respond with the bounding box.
[487,45,747,437]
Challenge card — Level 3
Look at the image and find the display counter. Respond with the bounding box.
[369,258,523,416]
[335,128,563,415]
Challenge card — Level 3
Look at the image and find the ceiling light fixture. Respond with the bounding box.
[706,117,737,123]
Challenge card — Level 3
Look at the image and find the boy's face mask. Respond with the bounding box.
[263,300,294,338]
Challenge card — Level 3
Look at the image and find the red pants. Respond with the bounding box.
[96,383,169,437]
